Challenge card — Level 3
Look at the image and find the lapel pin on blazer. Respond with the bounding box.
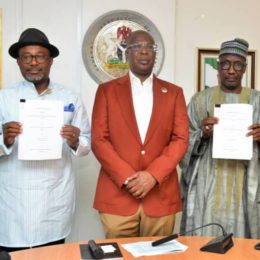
[161,87,168,93]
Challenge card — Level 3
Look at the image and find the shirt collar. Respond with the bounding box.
[23,80,53,96]
[129,71,153,86]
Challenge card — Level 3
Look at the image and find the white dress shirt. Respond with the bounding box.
[0,80,91,247]
[129,71,153,143]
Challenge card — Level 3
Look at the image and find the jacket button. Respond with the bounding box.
[141,150,146,155]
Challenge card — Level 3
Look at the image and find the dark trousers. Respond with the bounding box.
[0,238,65,253]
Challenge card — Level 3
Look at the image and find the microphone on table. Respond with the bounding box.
[152,222,233,254]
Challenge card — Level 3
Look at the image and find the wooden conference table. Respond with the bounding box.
[10,236,260,260]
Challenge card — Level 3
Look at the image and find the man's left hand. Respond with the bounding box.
[61,125,80,150]
[125,171,157,199]
[247,123,260,142]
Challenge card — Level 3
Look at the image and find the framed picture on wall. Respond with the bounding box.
[197,48,256,92]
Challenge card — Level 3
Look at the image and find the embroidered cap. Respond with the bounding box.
[219,38,249,59]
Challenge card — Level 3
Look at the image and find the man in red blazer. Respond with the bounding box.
[92,30,189,238]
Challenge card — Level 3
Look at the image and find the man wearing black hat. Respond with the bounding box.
[0,28,91,252]
[180,38,260,238]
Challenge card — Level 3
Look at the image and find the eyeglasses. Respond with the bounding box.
[19,54,50,64]
[127,42,158,52]
[219,61,246,71]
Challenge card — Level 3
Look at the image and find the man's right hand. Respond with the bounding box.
[2,122,22,147]
[201,116,218,139]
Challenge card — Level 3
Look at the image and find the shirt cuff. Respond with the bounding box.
[0,143,13,156]
[71,137,90,157]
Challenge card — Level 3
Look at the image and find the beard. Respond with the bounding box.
[224,84,238,90]
[24,73,45,84]
[221,77,242,91]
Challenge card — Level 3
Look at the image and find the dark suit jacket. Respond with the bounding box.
[92,74,189,217]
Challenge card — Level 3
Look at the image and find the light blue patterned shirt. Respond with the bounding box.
[0,80,91,247]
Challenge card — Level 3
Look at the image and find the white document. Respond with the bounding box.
[213,103,253,160]
[100,245,117,253]
[18,99,63,160]
[121,240,188,257]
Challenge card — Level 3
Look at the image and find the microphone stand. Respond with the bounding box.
[152,222,233,254]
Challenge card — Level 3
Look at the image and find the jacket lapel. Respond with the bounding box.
[144,76,165,145]
[116,75,142,144]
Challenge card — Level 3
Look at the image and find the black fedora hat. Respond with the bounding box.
[9,28,59,58]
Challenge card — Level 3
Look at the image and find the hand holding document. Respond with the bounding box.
[18,99,63,160]
[213,104,253,160]
[121,240,188,257]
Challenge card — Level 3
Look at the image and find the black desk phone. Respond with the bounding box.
[88,240,105,259]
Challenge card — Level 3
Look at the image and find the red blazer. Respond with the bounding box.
[92,74,189,217]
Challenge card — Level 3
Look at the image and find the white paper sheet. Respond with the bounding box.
[121,240,188,257]
[213,103,253,160]
[18,99,63,160]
